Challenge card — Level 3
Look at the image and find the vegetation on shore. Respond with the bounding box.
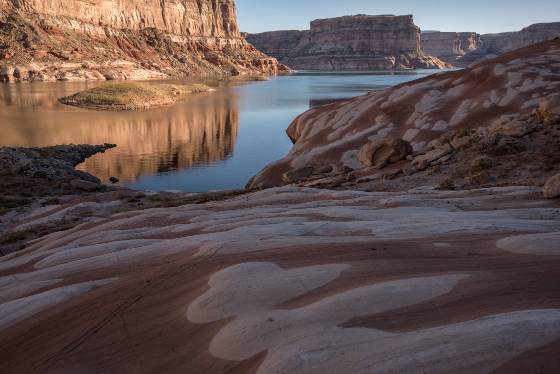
[59,82,214,110]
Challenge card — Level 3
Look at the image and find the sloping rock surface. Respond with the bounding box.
[249,39,560,188]
[1,186,560,373]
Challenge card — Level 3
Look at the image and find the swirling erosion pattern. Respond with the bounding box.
[1,185,560,373]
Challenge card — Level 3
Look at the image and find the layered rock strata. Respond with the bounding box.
[421,31,481,64]
[249,39,560,188]
[0,0,290,82]
[247,15,448,70]
[458,22,560,66]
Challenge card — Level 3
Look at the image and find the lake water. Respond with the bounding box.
[0,70,439,192]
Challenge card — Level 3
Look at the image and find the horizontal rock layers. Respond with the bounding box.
[0,0,290,82]
[421,31,481,64]
[249,39,560,188]
[423,22,560,66]
[246,15,448,70]
[1,185,560,372]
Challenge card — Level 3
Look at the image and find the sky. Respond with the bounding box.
[236,0,560,34]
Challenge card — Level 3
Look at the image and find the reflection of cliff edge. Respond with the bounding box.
[0,0,290,82]
[83,94,240,181]
[2,91,240,182]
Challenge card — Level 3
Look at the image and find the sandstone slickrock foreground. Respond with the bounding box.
[247,15,448,70]
[0,0,290,82]
[249,39,560,188]
[0,185,560,373]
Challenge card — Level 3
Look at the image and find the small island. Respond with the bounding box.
[59,82,214,110]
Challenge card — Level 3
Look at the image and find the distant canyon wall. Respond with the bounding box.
[246,16,560,70]
[421,32,481,64]
[0,0,290,82]
[459,22,560,66]
[421,23,560,67]
[246,15,448,70]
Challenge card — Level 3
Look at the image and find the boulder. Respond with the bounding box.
[450,135,472,150]
[470,156,494,172]
[358,138,413,169]
[70,179,100,192]
[282,166,314,184]
[413,144,453,171]
[543,174,560,199]
[317,165,333,174]
[489,117,538,138]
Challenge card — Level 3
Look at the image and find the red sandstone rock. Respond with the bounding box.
[544,174,560,199]
[247,15,448,70]
[249,39,560,188]
[0,0,290,81]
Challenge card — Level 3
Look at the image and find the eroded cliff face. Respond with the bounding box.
[462,23,560,65]
[421,32,481,64]
[439,22,560,66]
[0,0,290,82]
[247,15,448,70]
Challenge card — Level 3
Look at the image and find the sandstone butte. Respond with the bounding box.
[0,0,290,82]
[0,39,560,373]
[247,14,449,70]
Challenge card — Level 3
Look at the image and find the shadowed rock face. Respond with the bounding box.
[421,32,481,64]
[1,185,560,373]
[0,0,290,81]
[249,39,560,188]
[459,22,560,66]
[246,15,447,70]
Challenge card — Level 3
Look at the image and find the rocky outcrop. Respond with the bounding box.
[246,15,448,70]
[358,138,413,168]
[460,22,560,66]
[544,174,560,198]
[249,39,560,188]
[421,31,481,64]
[0,144,116,195]
[0,0,290,82]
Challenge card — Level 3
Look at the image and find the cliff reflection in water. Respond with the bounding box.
[0,84,239,182]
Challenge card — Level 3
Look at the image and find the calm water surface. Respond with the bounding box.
[0,70,439,192]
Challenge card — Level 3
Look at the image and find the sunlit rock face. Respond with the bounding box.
[0,88,239,182]
[246,15,448,70]
[421,31,481,64]
[0,0,290,81]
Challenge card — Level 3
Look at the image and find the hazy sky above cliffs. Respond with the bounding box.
[236,0,560,34]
